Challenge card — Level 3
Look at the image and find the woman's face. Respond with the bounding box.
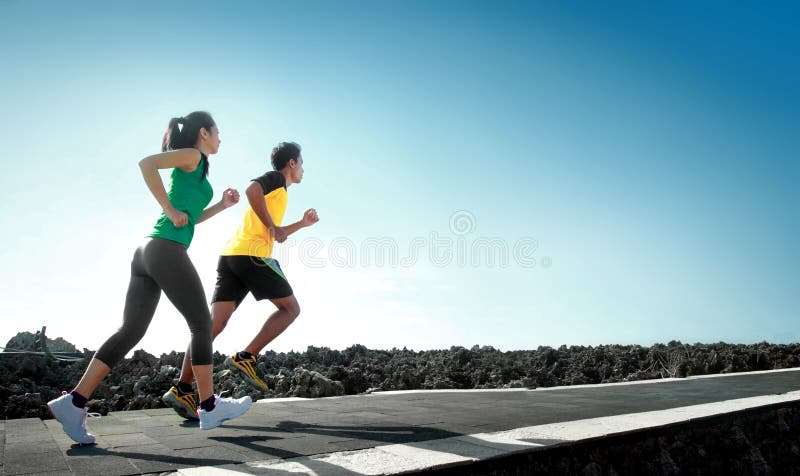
[202,125,221,154]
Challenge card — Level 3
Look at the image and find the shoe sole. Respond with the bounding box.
[162,392,199,421]
[225,357,268,391]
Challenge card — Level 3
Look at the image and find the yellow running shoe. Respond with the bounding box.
[162,386,199,420]
[225,353,268,390]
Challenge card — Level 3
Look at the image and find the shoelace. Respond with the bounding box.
[61,391,102,426]
[81,407,102,428]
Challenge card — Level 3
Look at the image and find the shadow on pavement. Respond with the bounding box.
[65,444,239,467]
[208,434,305,460]
[275,421,463,443]
[209,421,463,461]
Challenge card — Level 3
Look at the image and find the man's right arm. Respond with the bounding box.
[245,181,287,242]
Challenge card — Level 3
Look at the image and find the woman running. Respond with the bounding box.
[47,111,252,445]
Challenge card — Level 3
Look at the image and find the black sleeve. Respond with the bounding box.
[251,171,286,195]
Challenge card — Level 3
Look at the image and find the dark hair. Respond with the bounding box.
[271,142,302,171]
[161,111,215,179]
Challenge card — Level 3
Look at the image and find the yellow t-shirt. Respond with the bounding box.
[221,171,288,258]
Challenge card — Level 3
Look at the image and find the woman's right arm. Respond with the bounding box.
[138,149,201,227]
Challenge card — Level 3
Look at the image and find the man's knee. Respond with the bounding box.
[211,313,231,337]
[284,300,301,320]
[272,295,300,320]
[211,320,226,340]
[211,301,237,337]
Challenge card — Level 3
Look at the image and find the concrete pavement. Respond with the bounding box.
[2,368,799,475]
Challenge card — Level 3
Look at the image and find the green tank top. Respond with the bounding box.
[148,154,214,248]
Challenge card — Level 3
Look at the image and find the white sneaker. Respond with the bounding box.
[198,395,252,430]
[47,392,96,445]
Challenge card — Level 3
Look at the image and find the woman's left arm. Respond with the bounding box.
[197,188,239,224]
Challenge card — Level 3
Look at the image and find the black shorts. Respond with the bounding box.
[211,256,293,307]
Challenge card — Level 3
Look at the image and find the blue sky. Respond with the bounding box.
[1,1,797,355]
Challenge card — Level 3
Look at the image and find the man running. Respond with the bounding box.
[164,141,319,419]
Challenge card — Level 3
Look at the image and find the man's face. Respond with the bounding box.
[292,155,304,183]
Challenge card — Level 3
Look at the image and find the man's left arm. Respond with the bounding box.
[283,208,319,237]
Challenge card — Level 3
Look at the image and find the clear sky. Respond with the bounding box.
[0,1,797,356]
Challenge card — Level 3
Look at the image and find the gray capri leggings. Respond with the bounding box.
[95,238,213,367]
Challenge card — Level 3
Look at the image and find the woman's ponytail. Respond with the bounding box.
[161,117,184,152]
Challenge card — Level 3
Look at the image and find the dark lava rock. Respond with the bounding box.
[3,333,800,421]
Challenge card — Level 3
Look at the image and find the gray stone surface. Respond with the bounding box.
[65,455,139,476]
[4,450,69,475]
[13,472,75,476]
[2,369,799,475]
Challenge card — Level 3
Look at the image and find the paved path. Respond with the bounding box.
[2,369,799,475]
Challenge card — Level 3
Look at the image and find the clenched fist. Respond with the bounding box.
[302,208,320,227]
